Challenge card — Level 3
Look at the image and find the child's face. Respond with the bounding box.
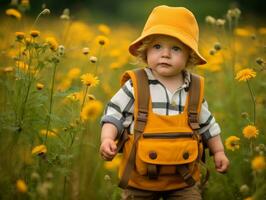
[146,35,190,78]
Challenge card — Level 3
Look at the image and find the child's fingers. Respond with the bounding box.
[110,142,117,152]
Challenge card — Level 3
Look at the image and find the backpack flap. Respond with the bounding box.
[135,137,199,176]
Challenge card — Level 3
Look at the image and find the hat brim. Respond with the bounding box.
[129,25,207,65]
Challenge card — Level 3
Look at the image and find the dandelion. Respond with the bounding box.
[95,35,109,46]
[98,24,111,35]
[214,42,221,51]
[87,94,96,100]
[235,68,256,82]
[255,57,264,66]
[82,47,90,55]
[251,156,266,172]
[216,19,226,27]
[80,100,103,121]
[60,8,70,20]
[225,136,240,151]
[15,32,25,40]
[89,56,98,63]
[80,73,99,87]
[104,174,111,181]
[30,30,40,38]
[67,92,83,102]
[5,8,22,20]
[31,144,47,155]
[244,197,253,200]
[16,179,27,193]
[205,16,216,25]
[209,49,216,55]
[58,45,65,56]
[239,184,249,194]
[36,83,44,90]
[242,125,259,139]
[46,37,58,51]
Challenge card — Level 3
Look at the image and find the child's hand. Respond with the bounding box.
[100,138,117,161]
[213,151,230,173]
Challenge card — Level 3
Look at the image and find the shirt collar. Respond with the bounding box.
[144,67,191,89]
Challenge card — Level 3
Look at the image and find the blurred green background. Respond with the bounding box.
[1,0,266,26]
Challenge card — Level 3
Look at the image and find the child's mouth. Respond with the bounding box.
[159,63,171,67]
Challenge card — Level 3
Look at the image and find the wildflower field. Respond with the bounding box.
[0,2,266,200]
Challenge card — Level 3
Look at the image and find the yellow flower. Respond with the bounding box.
[80,100,103,121]
[251,156,266,172]
[36,83,44,90]
[31,144,47,155]
[67,92,83,102]
[6,8,22,20]
[67,67,81,79]
[235,68,256,82]
[16,61,29,71]
[244,197,253,200]
[46,37,58,51]
[95,35,109,46]
[242,125,259,139]
[98,24,111,35]
[104,155,122,170]
[39,129,57,137]
[30,30,40,38]
[16,179,27,193]
[80,73,99,87]
[225,136,240,151]
[15,32,25,40]
[82,47,90,55]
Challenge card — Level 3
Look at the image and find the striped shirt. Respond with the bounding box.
[101,67,221,141]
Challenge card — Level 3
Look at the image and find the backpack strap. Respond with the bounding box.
[187,73,204,130]
[175,73,205,186]
[118,68,150,189]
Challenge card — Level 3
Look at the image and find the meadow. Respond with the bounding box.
[0,3,265,200]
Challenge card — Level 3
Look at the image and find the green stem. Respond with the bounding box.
[44,63,57,144]
[95,46,103,75]
[81,85,89,111]
[246,80,256,125]
[19,47,33,129]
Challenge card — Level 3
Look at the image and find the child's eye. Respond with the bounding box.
[172,46,181,51]
[153,44,161,49]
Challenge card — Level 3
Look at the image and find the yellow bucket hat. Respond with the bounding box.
[129,5,207,65]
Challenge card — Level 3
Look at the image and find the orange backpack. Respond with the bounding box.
[115,68,207,191]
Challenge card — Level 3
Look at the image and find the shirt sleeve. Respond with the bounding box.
[198,98,221,142]
[100,80,134,138]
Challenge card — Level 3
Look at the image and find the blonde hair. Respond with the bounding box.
[134,35,199,68]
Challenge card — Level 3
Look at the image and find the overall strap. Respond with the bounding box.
[119,68,150,188]
[176,73,204,186]
[187,73,210,187]
[187,73,204,130]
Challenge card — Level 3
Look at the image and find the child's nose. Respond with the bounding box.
[161,47,171,58]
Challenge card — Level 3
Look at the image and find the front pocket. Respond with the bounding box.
[135,133,199,176]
